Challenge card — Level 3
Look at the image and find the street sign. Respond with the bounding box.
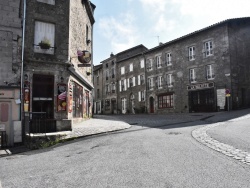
[226,94,231,97]
[225,89,230,94]
[78,64,91,67]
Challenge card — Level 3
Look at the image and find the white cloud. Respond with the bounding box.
[98,12,138,53]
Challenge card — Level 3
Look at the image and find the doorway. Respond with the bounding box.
[149,97,154,113]
[32,74,54,118]
[0,102,11,147]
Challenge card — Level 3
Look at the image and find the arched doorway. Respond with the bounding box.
[149,96,154,113]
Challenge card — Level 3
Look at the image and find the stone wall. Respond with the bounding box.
[0,0,22,86]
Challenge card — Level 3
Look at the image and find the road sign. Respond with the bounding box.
[226,94,231,97]
[78,64,91,67]
[225,89,230,94]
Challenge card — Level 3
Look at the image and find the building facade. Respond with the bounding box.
[94,18,250,115]
[0,0,23,146]
[23,0,95,132]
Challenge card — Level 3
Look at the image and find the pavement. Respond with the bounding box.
[1,108,250,159]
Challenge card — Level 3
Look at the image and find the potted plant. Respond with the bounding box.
[39,38,51,49]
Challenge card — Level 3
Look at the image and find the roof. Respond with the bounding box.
[146,17,250,53]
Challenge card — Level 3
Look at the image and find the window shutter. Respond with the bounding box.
[138,91,141,102]
[124,79,127,91]
[119,80,121,92]
[133,77,136,87]
[127,79,130,88]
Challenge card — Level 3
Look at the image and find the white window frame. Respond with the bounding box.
[167,74,173,87]
[156,56,162,68]
[138,90,145,102]
[189,46,195,61]
[190,69,196,83]
[129,63,133,72]
[121,66,125,75]
[158,76,163,89]
[148,77,153,90]
[206,65,214,80]
[140,59,145,68]
[37,0,55,5]
[166,53,172,66]
[34,21,55,54]
[147,59,153,71]
[204,41,213,57]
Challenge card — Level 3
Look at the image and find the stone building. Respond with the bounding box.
[94,18,250,114]
[145,17,250,113]
[0,0,23,146]
[93,64,103,114]
[23,0,96,133]
[93,45,148,114]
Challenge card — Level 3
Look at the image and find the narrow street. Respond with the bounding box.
[1,114,250,188]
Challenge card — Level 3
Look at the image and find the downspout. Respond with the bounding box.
[21,0,26,129]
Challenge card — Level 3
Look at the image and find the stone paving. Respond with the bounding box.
[192,114,250,166]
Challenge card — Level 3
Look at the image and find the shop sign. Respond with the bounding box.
[187,82,214,91]
[0,90,14,98]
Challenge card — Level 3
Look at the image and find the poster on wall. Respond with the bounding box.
[57,84,67,111]
[217,89,226,110]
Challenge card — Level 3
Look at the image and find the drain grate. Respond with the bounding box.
[168,132,182,135]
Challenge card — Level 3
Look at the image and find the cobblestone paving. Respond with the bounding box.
[192,114,250,166]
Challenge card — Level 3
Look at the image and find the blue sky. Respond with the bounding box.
[91,0,250,65]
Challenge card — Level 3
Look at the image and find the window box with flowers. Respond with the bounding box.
[39,39,51,49]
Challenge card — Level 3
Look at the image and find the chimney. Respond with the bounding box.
[110,52,114,57]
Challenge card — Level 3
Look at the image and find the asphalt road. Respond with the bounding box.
[1,115,250,188]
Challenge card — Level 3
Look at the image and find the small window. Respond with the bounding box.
[157,76,163,89]
[167,74,173,87]
[190,69,196,83]
[140,59,145,68]
[129,63,133,72]
[148,78,154,90]
[121,67,125,75]
[147,59,153,71]
[189,46,195,61]
[34,21,55,54]
[206,65,215,80]
[204,41,213,57]
[37,0,55,5]
[166,53,172,66]
[156,56,162,68]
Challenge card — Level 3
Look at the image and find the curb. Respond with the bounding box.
[192,114,250,165]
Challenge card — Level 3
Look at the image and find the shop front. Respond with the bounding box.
[187,82,216,112]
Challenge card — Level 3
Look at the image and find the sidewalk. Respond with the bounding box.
[0,116,131,157]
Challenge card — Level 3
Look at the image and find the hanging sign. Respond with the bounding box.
[77,50,91,64]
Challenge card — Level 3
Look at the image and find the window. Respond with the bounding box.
[97,89,100,98]
[206,65,215,80]
[106,63,108,68]
[166,53,172,65]
[158,94,174,109]
[156,56,162,68]
[112,83,116,93]
[72,82,83,118]
[111,67,115,78]
[105,99,110,110]
[138,74,144,85]
[190,69,196,82]
[167,74,173,87]
[121,66,125,75]
[106,70,109,80]
[189,46,195,61]
[204,41,213,57]
[96,76,99,85]
[106,84,110,94]
[129,78,133,87]
[34,21,55,54]
[147,59,153,71]
[140,59,145,68]
[148,78,154,90]
[157,76,163,89]
[120,79,126,91]
[37,0,55,5]
[138,91,145,102]
[129,63,133,72]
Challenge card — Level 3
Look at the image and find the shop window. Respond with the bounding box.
[158,93,174,109]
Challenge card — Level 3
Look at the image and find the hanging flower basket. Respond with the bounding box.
[39,39,51,49]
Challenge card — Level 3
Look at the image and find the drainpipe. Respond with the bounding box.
[20,0,26,133]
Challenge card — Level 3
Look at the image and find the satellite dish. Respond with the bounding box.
[77,50,91,64]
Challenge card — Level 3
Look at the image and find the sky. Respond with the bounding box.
[91,0,250,65]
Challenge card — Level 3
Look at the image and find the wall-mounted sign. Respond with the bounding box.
[77,50,91,64]
[187,82,214,91]
[57,84,67,111]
